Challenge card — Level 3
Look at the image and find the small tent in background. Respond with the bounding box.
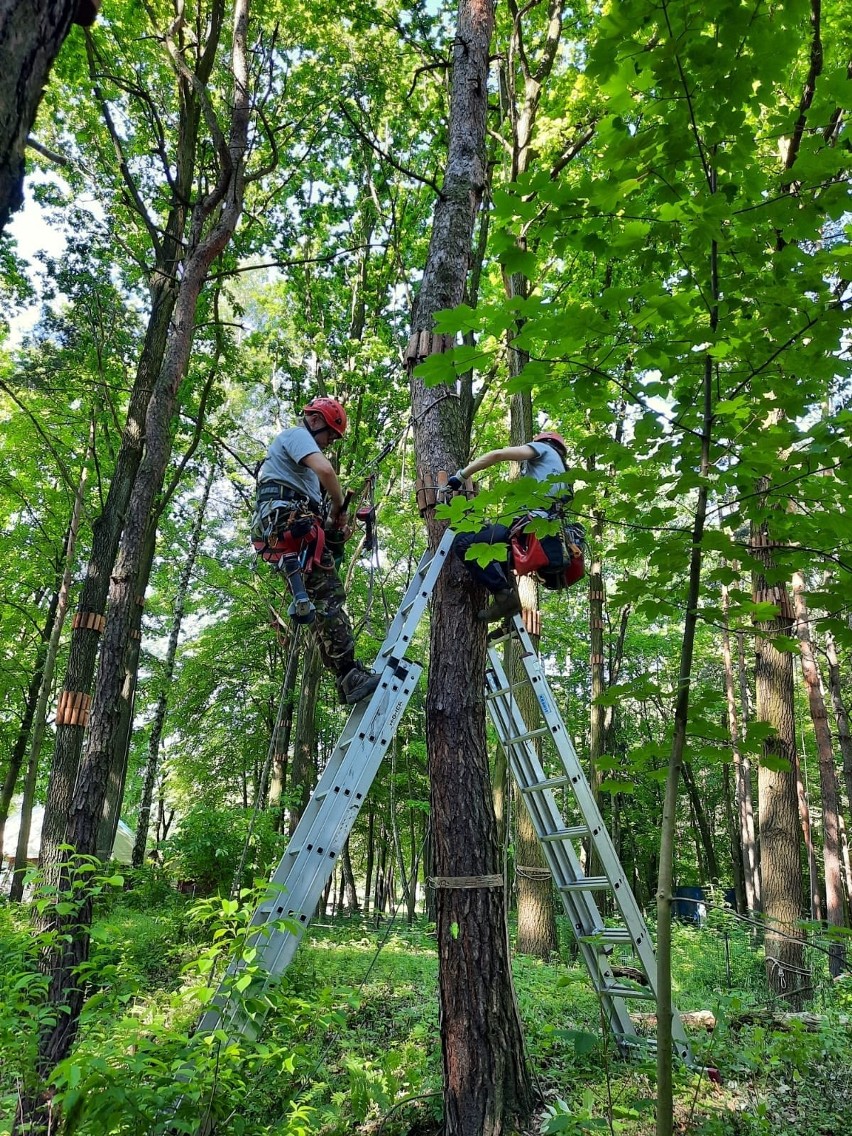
[1,805,135,866]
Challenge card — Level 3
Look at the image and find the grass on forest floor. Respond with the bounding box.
[3,890,852,1136]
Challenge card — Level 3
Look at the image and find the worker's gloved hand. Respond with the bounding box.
[326,514,352,542]
[447,470,466,492]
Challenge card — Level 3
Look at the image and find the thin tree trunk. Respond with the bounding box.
[364,806,375,917]
[721,579,759,912]
[288,643,322,835]
[751,521,807,1006]
[131,465,215,866]
[722,762,746,915]
[681,761,719,882]
[8,462,88,901]
[795,745,821,923]
[793,571,846,976]
[656,459,711,1135]
[825,629,852,815]
[341,838,359,914]
[0,588,59,857]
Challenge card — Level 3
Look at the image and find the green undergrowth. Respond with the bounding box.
[1,887,851,1136]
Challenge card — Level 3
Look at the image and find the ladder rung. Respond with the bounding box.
[559,876,610,892]
[589,927,633,944]
[519,775,570,793]
[604,984,657,1001]
[620,1035,657,1052]
[485,680,532,700]
[540,825,590,841]
[501,725,550,746]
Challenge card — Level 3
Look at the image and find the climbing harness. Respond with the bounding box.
[252,483,327,625]
[509,510,586,590]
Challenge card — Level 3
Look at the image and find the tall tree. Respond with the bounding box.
[407,1,534,1131]
[27,0,257,1106]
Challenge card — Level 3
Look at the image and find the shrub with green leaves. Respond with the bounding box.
[164,804,286,895]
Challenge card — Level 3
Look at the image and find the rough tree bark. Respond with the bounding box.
[407,1,534,1131]
[751,520,807,1006]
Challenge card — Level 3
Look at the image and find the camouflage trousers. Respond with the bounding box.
[302,544,356,678]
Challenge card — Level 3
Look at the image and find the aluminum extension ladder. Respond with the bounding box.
[197,528,456,1041]
[485,615,693,1063]
[198,525,692,1066]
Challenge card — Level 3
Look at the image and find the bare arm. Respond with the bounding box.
[459,444,536,479]
[302,451,345,515]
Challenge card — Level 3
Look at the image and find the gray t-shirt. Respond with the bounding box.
[257,425,322,506]
[521,441,572,512]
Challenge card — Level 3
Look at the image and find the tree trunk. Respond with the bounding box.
[131,465,215,867]
[721,579,759,912]
[751,523,807,1006]
[8,460,89,902]
[288,643,321,835]
[793,572,846,976]
[0,0,77,230]
[407,2,534,1129]
[341,838,359,914]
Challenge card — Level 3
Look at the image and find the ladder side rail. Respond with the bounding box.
[282,668,415,863]
[504,619,695,1064]
[199,662,424,1042]
[485,662,639,1045]
[507,623,664,966]
[375,529,455,662]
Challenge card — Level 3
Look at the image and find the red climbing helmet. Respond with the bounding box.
[533,431,568,457]
[302,396,347,438]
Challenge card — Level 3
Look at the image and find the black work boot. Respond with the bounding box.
[477,587,521,624]
[337,663,381,705]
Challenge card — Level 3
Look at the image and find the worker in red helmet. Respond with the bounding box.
[448,432,584,622]
[253,397,380,705]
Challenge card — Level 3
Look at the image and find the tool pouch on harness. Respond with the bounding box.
[509,515,585,590]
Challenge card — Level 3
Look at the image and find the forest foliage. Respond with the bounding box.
[1,0,852,1133]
